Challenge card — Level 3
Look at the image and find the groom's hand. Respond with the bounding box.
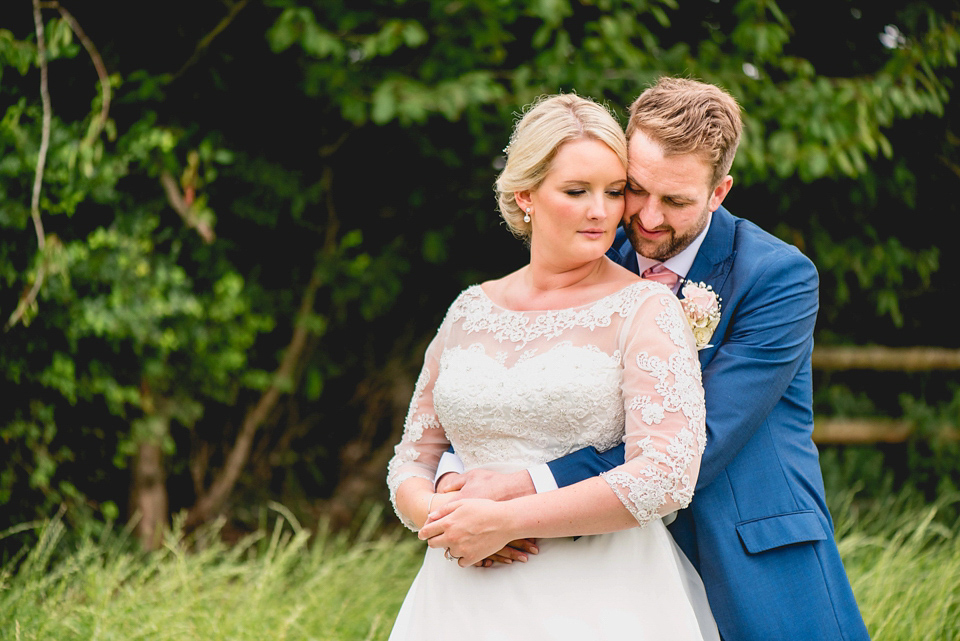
[435,468,536,501]
[434,471,465,494]
[484,538,539,565]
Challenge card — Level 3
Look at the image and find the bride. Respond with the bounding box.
[386,94,718,641]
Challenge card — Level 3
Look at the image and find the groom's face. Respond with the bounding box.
[623,131,729,262]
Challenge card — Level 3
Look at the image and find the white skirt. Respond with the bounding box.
[389,519,719,641]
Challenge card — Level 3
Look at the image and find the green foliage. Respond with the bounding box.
[1,0,959,539]
[0,12,275,525]
[266,1,509,125]
[812,222,939,328]
[814,379,960,497]
[901,385,960,493]
[717,2,960,184]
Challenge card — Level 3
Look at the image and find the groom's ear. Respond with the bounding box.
[708,176,733,212]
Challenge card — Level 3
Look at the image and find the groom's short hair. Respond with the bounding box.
[626,77,743,189]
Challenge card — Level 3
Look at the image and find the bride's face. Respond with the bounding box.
[522,138,626,266]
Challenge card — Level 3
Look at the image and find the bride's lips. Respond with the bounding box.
[578,228,607,240]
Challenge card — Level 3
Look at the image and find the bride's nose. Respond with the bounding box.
[587,195,608,220]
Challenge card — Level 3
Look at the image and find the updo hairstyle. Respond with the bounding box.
[495,94,627,241]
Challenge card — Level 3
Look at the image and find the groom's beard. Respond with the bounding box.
[624,206,710,262]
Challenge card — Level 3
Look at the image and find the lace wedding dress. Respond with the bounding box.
[387,281,719,641]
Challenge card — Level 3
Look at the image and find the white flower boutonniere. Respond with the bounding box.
[680,281,722,350]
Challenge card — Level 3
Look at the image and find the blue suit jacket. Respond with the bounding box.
[550,206,869,641]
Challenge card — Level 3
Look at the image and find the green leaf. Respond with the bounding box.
[422,230,448,263]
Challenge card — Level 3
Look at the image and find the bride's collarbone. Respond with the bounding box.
[497,282,638,311]
[486,268,639,312]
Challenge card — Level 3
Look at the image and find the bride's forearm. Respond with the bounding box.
[418,477,636,566]
[396,477,460,530]
[501,476,636,539]
[396,478,438,530]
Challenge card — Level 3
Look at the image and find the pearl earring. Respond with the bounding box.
[523,207,531,223]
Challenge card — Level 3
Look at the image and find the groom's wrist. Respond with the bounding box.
[506,469,537,500]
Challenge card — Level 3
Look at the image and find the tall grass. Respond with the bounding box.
[832,488,960,641]
[2,493,959,640]
[0,504,424,641]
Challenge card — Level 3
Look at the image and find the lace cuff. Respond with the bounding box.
[386,330,451,531]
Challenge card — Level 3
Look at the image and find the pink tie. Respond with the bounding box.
[641,264,680,291]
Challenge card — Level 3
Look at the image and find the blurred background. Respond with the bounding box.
[1,0,959,554]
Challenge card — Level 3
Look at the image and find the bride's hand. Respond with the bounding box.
[418,498,517,567]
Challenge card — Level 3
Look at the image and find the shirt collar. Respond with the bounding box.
[635,210,713,291]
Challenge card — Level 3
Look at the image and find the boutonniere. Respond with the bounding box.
[680,281,722,350]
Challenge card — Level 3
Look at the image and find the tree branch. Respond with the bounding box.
[159,170,216,243]
[185,269,324,529]
[321,165,340,252]
[186,160,343,529]
[6,0,52,331]
[8,3,111,331]
[30,1,51,245]
[172,0,249,81]
[44,2,111,146]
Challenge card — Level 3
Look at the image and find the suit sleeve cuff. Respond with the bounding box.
[434,451,465,486]
[528,463,559,493]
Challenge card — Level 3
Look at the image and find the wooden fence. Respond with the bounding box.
[811,347,960,444]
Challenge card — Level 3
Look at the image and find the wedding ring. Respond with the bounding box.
[444,548,457,561]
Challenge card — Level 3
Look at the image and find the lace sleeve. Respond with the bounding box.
[386,324,452,531]
[600,287,706,527]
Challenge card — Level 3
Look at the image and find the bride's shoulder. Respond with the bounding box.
[471,269,526,309]
[441,280,499,320]
[480,269,521,293]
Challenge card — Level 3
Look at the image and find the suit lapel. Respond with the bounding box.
[683,206,737,366]
[683,205,736,298]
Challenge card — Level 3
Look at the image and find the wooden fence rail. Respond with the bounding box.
[812,346,960,371]
[811,346,960,444]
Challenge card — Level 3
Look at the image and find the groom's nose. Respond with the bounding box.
[632,199,666,230]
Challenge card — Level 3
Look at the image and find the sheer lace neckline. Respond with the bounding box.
[475,280,647,313]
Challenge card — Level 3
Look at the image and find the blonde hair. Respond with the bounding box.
[626,77,742,189]
[495,94,627,241]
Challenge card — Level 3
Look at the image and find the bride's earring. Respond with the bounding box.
[523,207,531,223]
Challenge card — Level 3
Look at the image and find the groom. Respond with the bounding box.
[435,78,870,640]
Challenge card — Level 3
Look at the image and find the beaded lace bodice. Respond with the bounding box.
[387,281,706,531]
